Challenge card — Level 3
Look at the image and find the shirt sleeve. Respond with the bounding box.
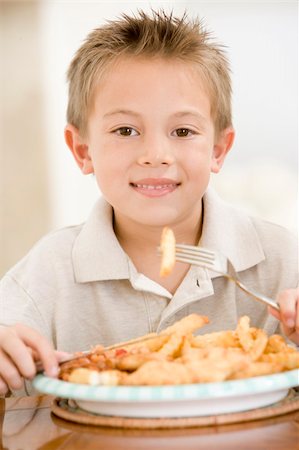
[0,274,52,341]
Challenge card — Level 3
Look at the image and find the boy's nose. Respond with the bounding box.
[137,139,174,167]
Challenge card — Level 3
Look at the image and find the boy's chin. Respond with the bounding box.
[129,210,185,228]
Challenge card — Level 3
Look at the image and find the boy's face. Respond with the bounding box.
[66,57,234,228]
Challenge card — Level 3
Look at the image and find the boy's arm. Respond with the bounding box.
[0,274,71,396]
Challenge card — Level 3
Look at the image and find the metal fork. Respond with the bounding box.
[36,334,163,373]
[175,244,280,312]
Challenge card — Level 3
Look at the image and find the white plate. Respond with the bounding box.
[33,369,299,418]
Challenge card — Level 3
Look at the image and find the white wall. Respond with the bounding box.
[186,1,298,229]
[38,0,297,233]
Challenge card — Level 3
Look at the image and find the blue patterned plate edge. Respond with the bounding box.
[32,368,299,403]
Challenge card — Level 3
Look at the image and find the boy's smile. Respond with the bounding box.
[130,178,181,197]
[66,56,234,231]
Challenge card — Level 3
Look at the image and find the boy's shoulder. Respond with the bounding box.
[31,223,83,256]
[4,223,84,282]
[228,198,297,259]
[203,188,297,276]
[2,196,114,288]
[204,188,297,247]
[249,215,297,261]
[34,223,83,250]
[250,214,296,242]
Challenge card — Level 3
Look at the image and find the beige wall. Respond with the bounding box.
[0,2,51,276]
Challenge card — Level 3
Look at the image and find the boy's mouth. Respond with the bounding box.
[130,178,180,197]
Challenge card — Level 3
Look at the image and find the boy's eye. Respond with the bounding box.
[114,127,139,136]
[174,128,194,137]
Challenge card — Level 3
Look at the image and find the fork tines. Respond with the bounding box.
[175,244,216,268]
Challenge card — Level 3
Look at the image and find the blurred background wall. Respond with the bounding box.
[0,0,298,276]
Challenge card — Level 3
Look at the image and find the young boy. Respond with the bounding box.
[0,10,298,397]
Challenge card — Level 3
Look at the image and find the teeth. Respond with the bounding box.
[135,184,175,189]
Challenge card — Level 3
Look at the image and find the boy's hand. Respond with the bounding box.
[0,324,70,395]
[269,288,299,345]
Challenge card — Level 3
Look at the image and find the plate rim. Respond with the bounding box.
[32,368,299,403]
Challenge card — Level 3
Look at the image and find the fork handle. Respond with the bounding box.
[231,277,280,312]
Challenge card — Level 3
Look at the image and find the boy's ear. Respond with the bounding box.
[211,127,235,173]
[64,124,94,175]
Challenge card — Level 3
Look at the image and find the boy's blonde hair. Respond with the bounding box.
[67,9,232,136]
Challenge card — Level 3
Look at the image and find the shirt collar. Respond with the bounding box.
[72,188,265,283]
[72,197,130,282]
[200,187,265,272]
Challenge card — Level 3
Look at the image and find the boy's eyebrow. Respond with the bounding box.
[103,109,141,119]
[172,111,207,122]
[103,109,207,122]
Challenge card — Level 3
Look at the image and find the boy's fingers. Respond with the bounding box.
[277,288,298,332]
[35,351,73,374]
[278,290,297,324]
[268,305,281,321]
[0,328,37,379]
[1,324,58,378]
[15,324,59,377]
[55,350,74,363]
[0,350,24,390]
[0,377,9,396]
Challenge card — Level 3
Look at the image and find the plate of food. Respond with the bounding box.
[33,314,299,418]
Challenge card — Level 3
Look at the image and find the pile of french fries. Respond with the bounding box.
[59,314,299,386]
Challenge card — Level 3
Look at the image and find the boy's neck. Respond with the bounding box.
[112,203,203,295]
[113,206,203,251]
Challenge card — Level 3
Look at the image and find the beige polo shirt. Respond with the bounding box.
[0,188,298,394]
[0,189,298,394]
[1,187,298,345]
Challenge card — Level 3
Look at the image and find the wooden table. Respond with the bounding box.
[1,395,299,450]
